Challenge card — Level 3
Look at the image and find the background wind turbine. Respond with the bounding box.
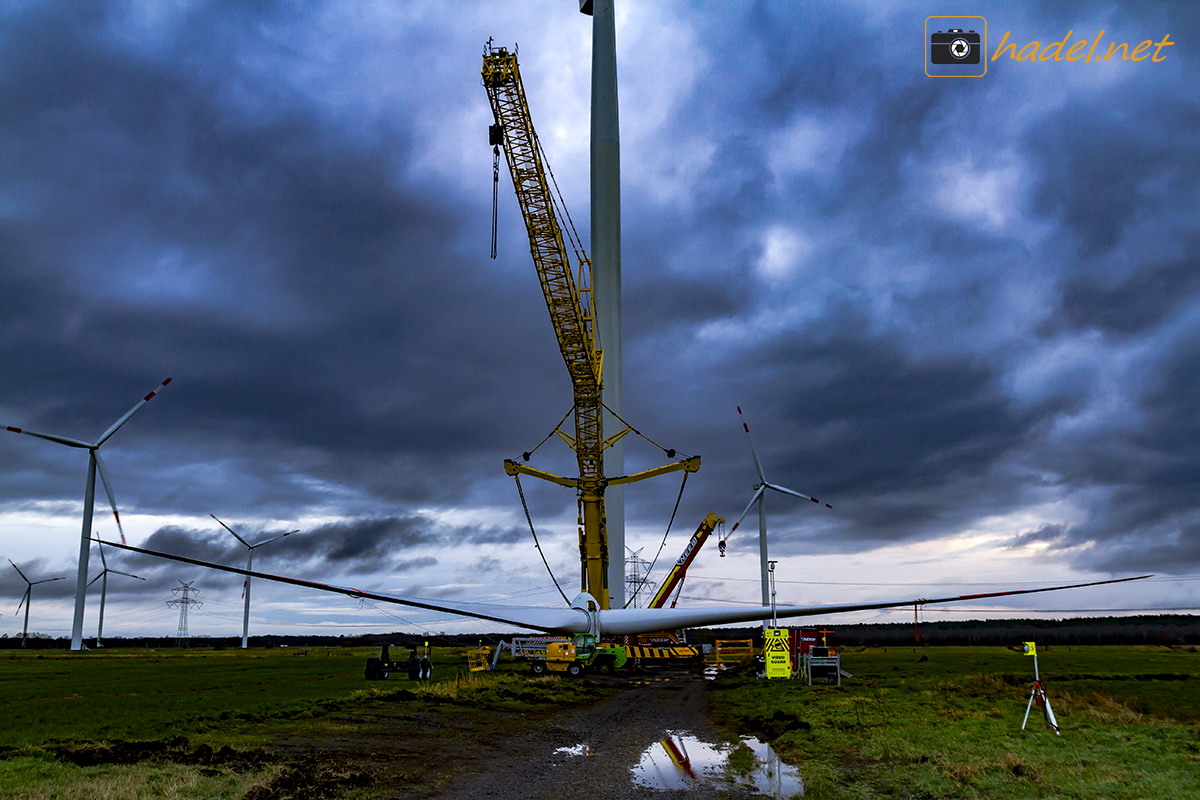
[210,514,299,649]
[9,560,66,648]
[5,377,172,651]
[87,540,146,647]
[725,406,832,611]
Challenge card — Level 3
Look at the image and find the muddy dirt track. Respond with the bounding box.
[272,677,769,800]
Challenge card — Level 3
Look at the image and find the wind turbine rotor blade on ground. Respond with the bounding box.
[92,451,126,544]
[95,539,590,634]
[4,427,91,449]
[593,574,1155,635]
[95,378,172,447]
[210,514,252,548]
[94,539,1153,637]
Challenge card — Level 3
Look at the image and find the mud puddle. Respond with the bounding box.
[632,730,803,797]
[552,728,803,797]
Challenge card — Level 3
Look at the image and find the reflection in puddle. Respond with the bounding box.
[632,731,804,797]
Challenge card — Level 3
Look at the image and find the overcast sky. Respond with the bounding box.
[1,0,1196,641]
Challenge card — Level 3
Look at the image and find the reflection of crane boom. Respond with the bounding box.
[483,42,698,610]
[648,512,724,609]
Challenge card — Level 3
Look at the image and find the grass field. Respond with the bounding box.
[710,645,1200,799]
[0,646,480,799]
[0,644,1196,799]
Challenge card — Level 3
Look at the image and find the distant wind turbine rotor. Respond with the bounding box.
[86,540,146,647]
[724,406,832,612]
[5,377,172,651]
[211,514,299,649]
[9,560,66,648]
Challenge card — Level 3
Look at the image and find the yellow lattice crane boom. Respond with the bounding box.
[483,42,698,610]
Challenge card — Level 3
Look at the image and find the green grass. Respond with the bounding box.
[709,645,1200,800]
[0,647,380,747]
[0,645,603,799]
[0,755,276,800]
[1,645,1196,799]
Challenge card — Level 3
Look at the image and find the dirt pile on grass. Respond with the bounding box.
[41,736,270,769]
[242,757,372,800]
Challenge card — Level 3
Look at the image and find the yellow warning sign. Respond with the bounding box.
[764,632,789,652]
[764,628,791,678]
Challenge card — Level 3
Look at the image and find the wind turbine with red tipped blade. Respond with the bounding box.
[211,514,299,649]
[10,560,66,648]
[723,406,832,612]
[5,377,172,651]
[87,540,146,647]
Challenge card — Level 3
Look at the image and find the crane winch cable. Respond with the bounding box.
[512,472,570,605]
[490,142,501,259]
[512,406,574,464]
[624,470,690,608]
[536,136,588,264]
[600,400,692,460]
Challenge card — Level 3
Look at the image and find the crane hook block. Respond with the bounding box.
[489,124,505,147]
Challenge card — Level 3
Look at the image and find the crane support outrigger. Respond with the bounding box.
[483,42,699,610]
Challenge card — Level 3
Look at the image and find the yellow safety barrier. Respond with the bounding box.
[711,639,756,663]
[467,646,492,672]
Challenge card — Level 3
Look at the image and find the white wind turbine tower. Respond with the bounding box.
[87,540,146,647]
[9,560,66,647]
[726,406,832,612]
[5,377,172,651]
[211,514,299,649]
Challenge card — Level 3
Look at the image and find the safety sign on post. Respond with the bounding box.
[764,628,792,679]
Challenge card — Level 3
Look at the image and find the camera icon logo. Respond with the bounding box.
[926,16,987,77]
[932,29,980,63]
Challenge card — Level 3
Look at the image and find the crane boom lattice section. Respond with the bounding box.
[484,45,610,607]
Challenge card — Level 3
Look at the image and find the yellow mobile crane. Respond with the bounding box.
[483,42,698,610]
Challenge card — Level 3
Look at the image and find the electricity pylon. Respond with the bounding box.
[166,581,202,647]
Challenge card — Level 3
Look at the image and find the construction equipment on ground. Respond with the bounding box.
[483,41,700,610]
[364,643,433,681]
[485,513,724,676]
[489,633,701,677]
[645,513,724,609]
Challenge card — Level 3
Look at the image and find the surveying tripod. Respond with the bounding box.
[1020,652,1060,735]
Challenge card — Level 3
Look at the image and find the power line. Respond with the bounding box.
[686,573,1200,587]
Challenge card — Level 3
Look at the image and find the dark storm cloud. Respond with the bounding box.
[1060,247,1200,338]
[1007,523,1070,550]
[1026,102,1200,260]
[0,0,566,521]
[1036,331,1200,575]
[611,2,1200,576]
[126,513,523,577]
[650,318,1039,560]
[3,0,1200,624]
